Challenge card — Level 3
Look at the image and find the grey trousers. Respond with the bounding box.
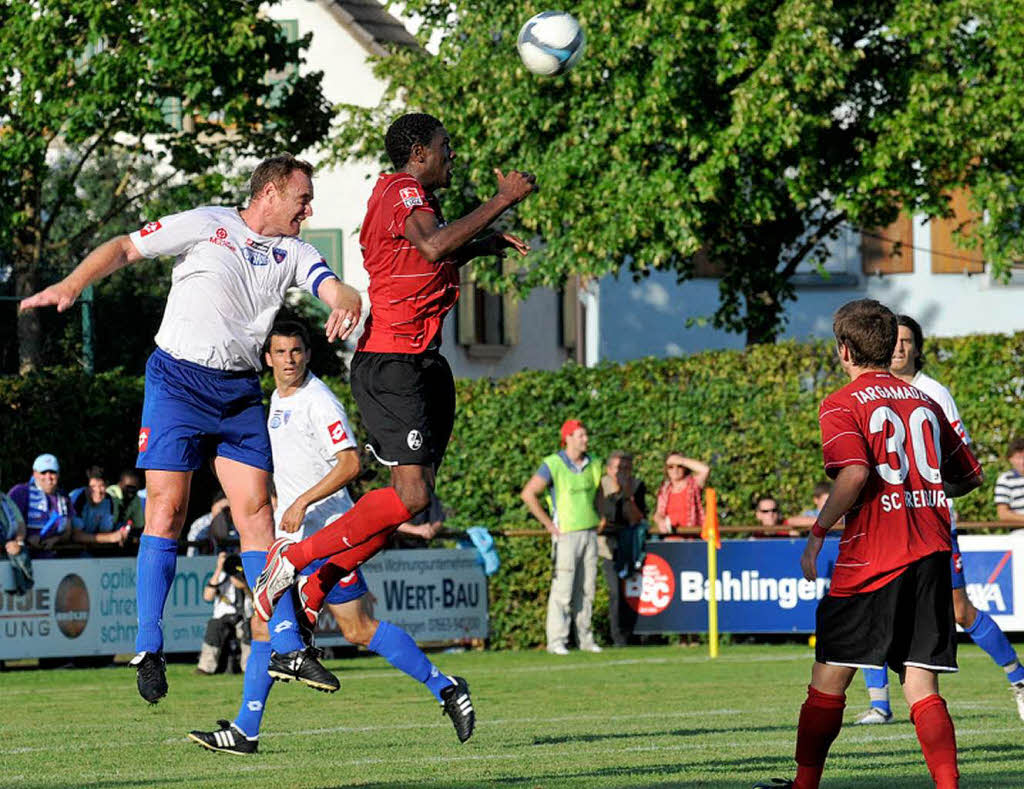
[546,529,598,650]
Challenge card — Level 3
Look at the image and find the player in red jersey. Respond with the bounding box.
[754,299,983,789]
[251,113,535,639]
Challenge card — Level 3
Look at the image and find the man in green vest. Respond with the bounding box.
[521,419,603,655]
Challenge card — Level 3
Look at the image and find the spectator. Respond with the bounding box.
[521,419,604,656]
[196,552,252,675]
[69,466,131,552]
[1,486,32,594]
[7,454,71,557]
[595,451,647,647]
[785,481,832,528]
[107,468,145,533]
[651,451,710,539]
[186,491,229,556]
[995,437,1024,525]
[750,494,798,538]
[209,503,240,553]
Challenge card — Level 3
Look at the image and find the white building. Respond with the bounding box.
[272,2,1024,375]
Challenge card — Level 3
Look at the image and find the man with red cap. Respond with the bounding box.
[521,420,604,655]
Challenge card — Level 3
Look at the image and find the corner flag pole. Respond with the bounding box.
[702,487,721,659]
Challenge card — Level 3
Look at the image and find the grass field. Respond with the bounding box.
[3,643,1024,788]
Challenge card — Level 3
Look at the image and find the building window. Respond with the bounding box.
[457,263,519,348]
[300,228,343,277]
[861,213,914,275]
[930,189,984,274]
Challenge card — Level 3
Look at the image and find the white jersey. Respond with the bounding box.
[130,206,335,371]
[911,371,971,445]
[911,370,971,529]
[268,373,357,540]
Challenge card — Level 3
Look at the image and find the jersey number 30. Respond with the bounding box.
[869,405,942,485]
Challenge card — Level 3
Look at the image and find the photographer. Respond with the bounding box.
[196,553,252,675]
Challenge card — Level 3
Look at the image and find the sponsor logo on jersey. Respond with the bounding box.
[138,427,151,452]
[328,420,348,444]
[339,571,359,587]
[407,429,423,451]
[399,186,424,208]
[139,221,162,237]
[625,554,676,616]
[243,246,269,266]
[209,226,236,251]
[272,247,287,264]
[269,410,282,429]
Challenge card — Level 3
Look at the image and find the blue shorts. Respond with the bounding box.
[950,529,965,590]
[137,348,272,472]
[301,558,367,605]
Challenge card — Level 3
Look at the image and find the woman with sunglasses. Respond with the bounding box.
[651,452,710,540]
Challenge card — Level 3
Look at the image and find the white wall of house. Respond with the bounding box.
[597,218,1024,363]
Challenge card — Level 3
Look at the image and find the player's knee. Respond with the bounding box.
[145,494,188,537]
[395,483,430,517]
[339,617,377,647]
[250,615,269,642]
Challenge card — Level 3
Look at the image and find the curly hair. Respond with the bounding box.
[385,113,443,170]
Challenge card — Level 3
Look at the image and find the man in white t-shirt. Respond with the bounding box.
[19,155,362,705]
[856,314,1024,724]
[187,320,474,755]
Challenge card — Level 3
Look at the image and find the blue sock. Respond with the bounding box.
[863,666,891,714]
[233,640,272,738]
[966,611,1024,682]
[368,620,453,702]
[135,535,178,653]
[240,550,304,654]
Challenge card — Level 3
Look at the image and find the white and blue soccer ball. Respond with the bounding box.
[516,11,585,76]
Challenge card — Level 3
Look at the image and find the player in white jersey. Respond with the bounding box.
[856,315,1024,724]
[188,321,474,754]
[19,155,361,704]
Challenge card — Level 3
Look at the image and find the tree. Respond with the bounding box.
[330,0,1024,344]
[1,0,334,372]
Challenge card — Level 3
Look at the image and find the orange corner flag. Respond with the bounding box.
[702,487,721,549]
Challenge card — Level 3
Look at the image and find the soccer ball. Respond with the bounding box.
[516,11,585,76]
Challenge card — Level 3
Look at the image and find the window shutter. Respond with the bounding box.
[930,190,984,274]
[457,269,477,346]
[560,277,578,350]
[501,259,520,346]
[300,228,343,277]
[861,214,914,275]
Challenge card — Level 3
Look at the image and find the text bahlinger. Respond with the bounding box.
[679,570,830,610]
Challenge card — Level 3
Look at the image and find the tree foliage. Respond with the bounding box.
[0,0,334,371]
[330,0,1024,344]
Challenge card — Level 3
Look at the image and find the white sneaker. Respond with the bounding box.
[546,644,570,656]
[580,643,603,653]
[854,707,894,725]
[1012,682,1024,722]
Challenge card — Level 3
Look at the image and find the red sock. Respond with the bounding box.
[301,530,394,613]
[284,487,412,571]
[911,695,958,789]
[793,685,845,789]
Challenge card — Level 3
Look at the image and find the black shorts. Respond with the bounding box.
[350,349,455,469]
[815,551,957,674]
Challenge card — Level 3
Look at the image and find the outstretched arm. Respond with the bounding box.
[279,449,361,533]
[404,169,537,264]
[20,235,144,312]
[317,278,363,343]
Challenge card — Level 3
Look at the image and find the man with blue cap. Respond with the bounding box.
[7,453,71,557]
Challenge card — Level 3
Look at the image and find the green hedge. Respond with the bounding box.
[3,333,1021,648]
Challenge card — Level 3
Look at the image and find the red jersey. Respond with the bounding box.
[819,371,980,596]
[357,172,460,354]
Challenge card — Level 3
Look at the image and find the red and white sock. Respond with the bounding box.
[300,530,394,613]
[284,487,411,571]
[793,685,845,789]
[911,694,958,789]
